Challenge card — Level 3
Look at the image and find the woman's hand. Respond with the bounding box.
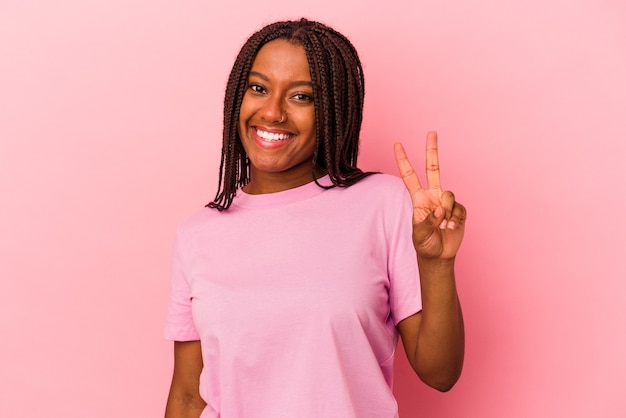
[394,131,466,260]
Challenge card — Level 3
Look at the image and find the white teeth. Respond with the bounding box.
[256,129,292,141]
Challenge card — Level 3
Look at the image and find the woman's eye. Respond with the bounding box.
[249,84,265,94]
[292,93,312,102]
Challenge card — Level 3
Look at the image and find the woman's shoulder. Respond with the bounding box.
[349,172,407,196]
[324,173,409,212]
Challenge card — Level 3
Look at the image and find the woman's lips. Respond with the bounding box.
[252,127,296,149]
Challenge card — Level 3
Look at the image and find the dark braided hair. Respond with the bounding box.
[207,18,375,211]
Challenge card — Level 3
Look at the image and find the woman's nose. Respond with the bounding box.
[260,96,285,123]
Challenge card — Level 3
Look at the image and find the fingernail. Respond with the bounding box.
[439,219,447,229]
[447,221,456,230]
[434,207,442,218]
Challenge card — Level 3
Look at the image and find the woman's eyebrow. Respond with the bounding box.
[249,71,269,81]
[249,71,313,88]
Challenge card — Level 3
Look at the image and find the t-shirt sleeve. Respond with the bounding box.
[164,227,200,341]
[387,185,422,325]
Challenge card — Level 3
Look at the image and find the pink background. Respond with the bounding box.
[2,0,625,417]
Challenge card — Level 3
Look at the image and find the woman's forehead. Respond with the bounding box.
[250,39,311,81]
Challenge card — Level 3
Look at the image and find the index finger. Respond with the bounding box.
[425,131,442,194]
[394,141,423,193]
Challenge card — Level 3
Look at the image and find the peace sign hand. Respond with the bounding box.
[394,132,466,260]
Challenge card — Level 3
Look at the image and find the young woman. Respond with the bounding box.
[165,18,466,418]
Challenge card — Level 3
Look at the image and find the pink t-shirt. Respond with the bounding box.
[165,174,421,417]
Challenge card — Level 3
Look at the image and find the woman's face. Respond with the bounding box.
[238,39,317,193]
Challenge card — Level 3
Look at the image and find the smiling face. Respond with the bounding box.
[238,39,318,194]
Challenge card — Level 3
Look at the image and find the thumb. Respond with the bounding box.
[414,206,444,230]
[412,206,445,247]
[431,206,447,229]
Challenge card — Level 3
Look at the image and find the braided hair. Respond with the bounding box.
[207,18,375,211]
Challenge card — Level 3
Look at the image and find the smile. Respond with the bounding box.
[255,128,294,142]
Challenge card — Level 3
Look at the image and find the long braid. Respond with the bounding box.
[309,23,370,189]
[208,19,375,210]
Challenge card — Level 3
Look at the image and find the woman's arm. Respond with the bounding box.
[165,341,206,418]
[397,258,464,391]
[394,132,466,391]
